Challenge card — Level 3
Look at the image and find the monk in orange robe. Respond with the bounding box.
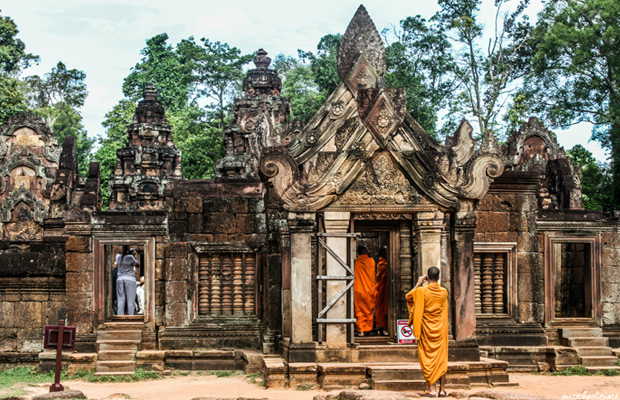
[406,266,448,397]
[354,245,376,336]
[375,245,388,335]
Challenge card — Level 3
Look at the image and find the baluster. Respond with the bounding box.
[474,254,482,314]
[244,255,256,315]
[210,254,222,315]
[482,253,494,314]
[494,253,505,313]
[233,254,243,315]
[198,257,210,315]
[221,254,233,315]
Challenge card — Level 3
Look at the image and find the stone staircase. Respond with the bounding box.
[95,322,143,375]
[560,327,619,371]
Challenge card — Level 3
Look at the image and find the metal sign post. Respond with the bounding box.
[43,319,76,392]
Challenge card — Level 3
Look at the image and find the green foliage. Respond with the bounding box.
[299,34,342,97]
[167,105,224,180]
[273,54,326,122]
[551,365,590,376]
[433,0,533,140]
[0,367,54,390]
[593,368,620,376]
[52,106,94,177]
[567,145,614,210]
[123,33,195,113]
[70,367,161,382]
[93,100,135,209]
[0,12,39,76]
[0,75,28,124]
[525,0,620,208]
[384,15,459,136]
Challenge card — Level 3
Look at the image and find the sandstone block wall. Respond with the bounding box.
[0,238,66,353]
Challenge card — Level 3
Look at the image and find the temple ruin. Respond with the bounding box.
[0,5,619,389]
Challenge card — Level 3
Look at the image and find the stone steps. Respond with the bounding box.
[567,337,608,347]
[97,350,136,361]
[95,328,142,375]
[559,327,617,370]
[372,379,427,391]
[575,347,613,356]
[580,356,618,367]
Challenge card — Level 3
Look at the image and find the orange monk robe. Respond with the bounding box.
[354,254,376,332]
[375,257,388,329]
[406,283,449,386]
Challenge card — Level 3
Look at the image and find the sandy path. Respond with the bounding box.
[6,373,620,400]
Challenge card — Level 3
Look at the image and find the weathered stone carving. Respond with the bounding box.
[261,7,504,213]
[504,117,582,209]
[216,49,296,179]
[109,84,182,211]
[0,113,61,240]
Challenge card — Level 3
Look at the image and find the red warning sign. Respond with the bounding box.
[397,319,416,344]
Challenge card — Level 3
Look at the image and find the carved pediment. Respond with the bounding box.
[260,6,504,213]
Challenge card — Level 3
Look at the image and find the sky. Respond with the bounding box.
[3,0,609,161]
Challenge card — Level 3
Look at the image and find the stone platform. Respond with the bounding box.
[261,357,513,390]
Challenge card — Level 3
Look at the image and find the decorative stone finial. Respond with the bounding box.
[253,49,271,69]
[337,5,386,81]
[134,84,166,125]
[243,49,282,96]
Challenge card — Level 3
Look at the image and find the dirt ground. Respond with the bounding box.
[4,373,620,400]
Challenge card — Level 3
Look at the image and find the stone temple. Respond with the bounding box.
[0,6,619,389]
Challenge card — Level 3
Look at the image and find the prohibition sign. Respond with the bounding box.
[400,325,413,338]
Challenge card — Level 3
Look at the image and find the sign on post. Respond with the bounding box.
[43,320,76,392]
[397,319,416,344]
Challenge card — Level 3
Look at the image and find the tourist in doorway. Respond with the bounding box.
[116,245,140,316]
[406,267,448,397]
[354,244,376,337]
[375,245,388,336]
[136,276,145,315]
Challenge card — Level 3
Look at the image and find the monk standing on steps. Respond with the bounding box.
[375,245,388,336]
[354,245,376,336]
[406,266,448,397]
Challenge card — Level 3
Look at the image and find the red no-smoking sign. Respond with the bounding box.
[397,319,416,344]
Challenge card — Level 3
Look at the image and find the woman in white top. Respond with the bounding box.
[116,245,139,315]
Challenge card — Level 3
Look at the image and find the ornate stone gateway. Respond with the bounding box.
[260,6,504,361]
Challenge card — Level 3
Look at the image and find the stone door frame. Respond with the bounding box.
[93,234,156,330]
[543,234,602,326]
[352,219,401,339]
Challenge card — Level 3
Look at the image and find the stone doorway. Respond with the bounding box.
[558,243,592,318]
[353,220,401,343]
[103,244,147,319]
[544,235,602,325]
[94,236,156,329]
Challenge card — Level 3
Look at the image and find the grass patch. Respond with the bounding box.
[172,371,191,377]
[296,383,317,391]
[552,366,620,376]
[551,366,590,376]
[0,367,55,390]
[209,370,244,378]
[70,368,161,382]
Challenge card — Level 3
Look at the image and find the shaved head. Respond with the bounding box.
[428,266,440,282]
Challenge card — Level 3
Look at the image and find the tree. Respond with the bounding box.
[567,144,614,210]
[0,11,39,124]
[181,38,252,129]
[123,33,196,113]
[299,34,342,97]
[273,54,325,122]
[523,0,620,209]
[433,0,532,139]
[384,16,459,136]
[93,100,136,208]
[53,107,93,177]
[25,61,88,127]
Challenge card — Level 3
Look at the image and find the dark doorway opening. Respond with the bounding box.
[353,221,399,344]
[104,244,146,320]
[558,243,592,318]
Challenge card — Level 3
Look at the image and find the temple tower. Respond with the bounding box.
[109,84,182,211]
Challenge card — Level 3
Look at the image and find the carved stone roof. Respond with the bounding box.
[260,6,504,213]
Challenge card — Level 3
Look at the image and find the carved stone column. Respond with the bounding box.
[323,211,350,348]
[288,212,316,344]
[415,209,444,279]
[452,199,477,341]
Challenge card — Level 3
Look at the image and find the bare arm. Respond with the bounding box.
[413,275,427,290]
